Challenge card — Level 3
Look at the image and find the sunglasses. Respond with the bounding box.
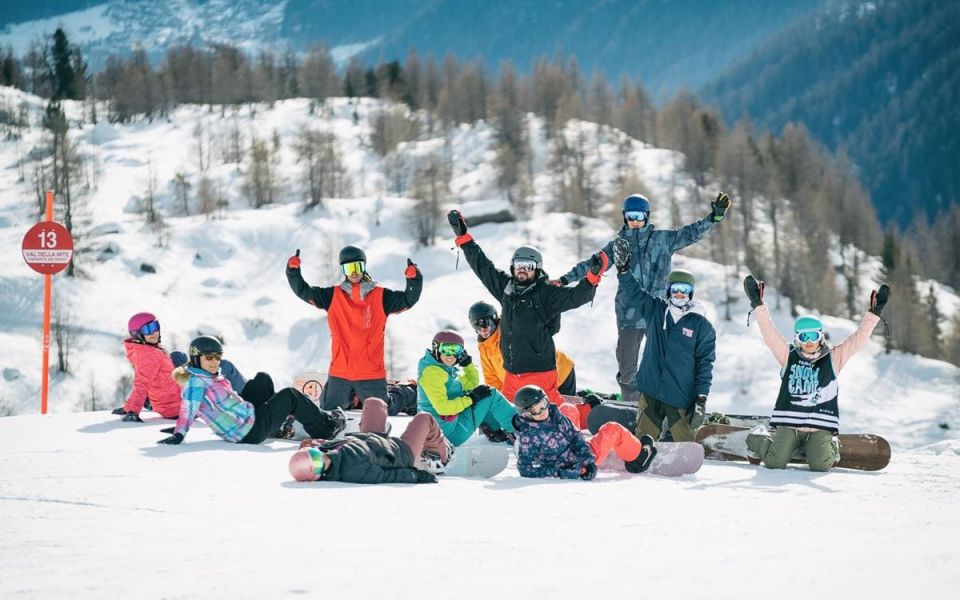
[201,352,223,361]
[437,342,464,357]
[521,398,549,418]
[472,317,494,330]
[341,261,365,276]
[138,320,161,335]
[795,331,823,344]
[669,282,693,295]
[512,259,538,272]
[624,210,648,222]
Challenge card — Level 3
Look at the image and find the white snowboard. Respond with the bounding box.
[443,445,510,478]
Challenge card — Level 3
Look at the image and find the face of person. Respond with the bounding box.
[521,398,550,422]
[347,271,363,284]
[795,330,824,354]
[626,219,646,229]
[474,321,497,340]
[440,353,459,367]
[144,331,161,344]
[199,352,222,375]
[513,263,536,283]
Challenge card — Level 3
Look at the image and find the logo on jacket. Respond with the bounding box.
[682,327,693,338]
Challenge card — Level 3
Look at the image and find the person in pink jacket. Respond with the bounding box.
[742,276,891,471]
[111,312,182,422]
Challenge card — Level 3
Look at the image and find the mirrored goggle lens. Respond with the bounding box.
[139,320,161,335]
[521,398,548,417]
[341,261,365,276]
[624,211,648,222]
[308,448,326,475]
[202,352,223,361]
[438,343,464,356]
[473,317,493,329]
[669,283,693,295]
[512,259,538,272]
[796,331,823,344]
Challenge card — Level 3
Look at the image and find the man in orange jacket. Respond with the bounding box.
[287,245,422,410]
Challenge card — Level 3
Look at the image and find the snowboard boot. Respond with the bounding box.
[582,393,603,408]
[329,407,347,438]
[273,415,297,439]
[417,440,455,475]
[625,434,658,473]
[479,423,515,444]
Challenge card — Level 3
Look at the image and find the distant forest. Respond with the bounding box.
[1,29,958,366]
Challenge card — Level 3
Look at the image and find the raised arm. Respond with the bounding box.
[448,210,511,301]
[558,238,615,284]
[286,250,335,310]
[744,275,789,368]
[832,285,889,372]
[382,258,423,315]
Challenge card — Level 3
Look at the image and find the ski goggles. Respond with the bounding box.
[340,261,366,276]
[520,398,549,418]
[201,352,223,361]
[624,210,648,222]
[138,320,161,335]
[668,282,694,296]
[512,259,538,272]
[307,448,327,476]
[437,342,464,357]
[795,330,823,344]
[472,317,495,330]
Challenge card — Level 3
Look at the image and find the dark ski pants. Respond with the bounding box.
[439,390,516,446]
[747,426,839,472]
[321,375,388,411]
[636,394,694,442]
[241,387,340,444]
[615,328,645,404]
[239,372,275,405]
[359,398,450,463]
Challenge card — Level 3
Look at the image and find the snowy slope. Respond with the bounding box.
[1,411,959,599]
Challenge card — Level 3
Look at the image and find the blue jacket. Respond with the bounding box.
[560,217,714,329]
[511,404,595,479]
[619,272,716,410]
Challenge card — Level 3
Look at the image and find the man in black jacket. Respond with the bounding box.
[448,209,607,415]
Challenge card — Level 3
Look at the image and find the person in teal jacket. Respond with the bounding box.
[416,330,516,446]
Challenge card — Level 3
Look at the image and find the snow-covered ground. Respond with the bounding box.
[1,86,959,597]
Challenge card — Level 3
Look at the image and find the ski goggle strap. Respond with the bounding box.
[795,330,824,344]
[512,259,538,272]
[668,282,694,295]
[138,320,161,335]
[624,210,648,222]
[341,261,365,276]
[437,342,464,356]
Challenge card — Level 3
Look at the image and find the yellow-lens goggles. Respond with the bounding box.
[341,261,365,276]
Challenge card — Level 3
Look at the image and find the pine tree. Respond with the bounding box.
[50,28,78,100]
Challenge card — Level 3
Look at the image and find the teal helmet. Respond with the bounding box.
[794,315,823,334]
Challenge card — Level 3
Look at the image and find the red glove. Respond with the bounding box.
[404,258,421,279]
[287,249,301,269]
[585,251,609,286]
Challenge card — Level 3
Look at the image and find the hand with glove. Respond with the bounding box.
[869,284,891,316]
[710,192,732,222]
[111,406,128,416]
[580,460,598,481]
[404,258,421,279]
[613,237,631,273]
[414,469,438,484]
[158,432,184,445]
[468,385,492,402]
[585,250,609,285]
[456,350,473,367]
[121,412,143,423]
[287,248,301,270]
[689,395,707,429]
[743,275,765,308]
[447,210,468,236]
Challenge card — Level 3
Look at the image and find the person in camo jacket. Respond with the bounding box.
[743,275,891,471]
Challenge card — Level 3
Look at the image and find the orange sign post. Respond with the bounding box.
[21,191,74,414]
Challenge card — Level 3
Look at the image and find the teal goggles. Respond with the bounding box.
[437,342,464,356]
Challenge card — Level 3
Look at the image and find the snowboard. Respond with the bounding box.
[443,445,510,478]
[695,424,891,471]
[602,442,704,477]
[279,371,361,440]
[293,371,327,404]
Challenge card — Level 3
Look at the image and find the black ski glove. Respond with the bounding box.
[690,396,707,430]
[743,275,765,308]
[121,412,143,423]
[468,385,492,402]
[613,237,631,273]
[457,351,473,367]
[414,469,438,484]
[869,284,891,316]
[447,210,467,236]
[111,406,127,415]
[710,192,732,222]
[158,433,184,445]
[580,461,598,481]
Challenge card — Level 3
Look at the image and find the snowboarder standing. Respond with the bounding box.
[417,330,517,446]
[743,275,891,471]
[157,336,345,446]
[448,209,606,423]
[286,245,422,410]
[553,192,730,404]
[111,312,182,422]
[512,385,657,479]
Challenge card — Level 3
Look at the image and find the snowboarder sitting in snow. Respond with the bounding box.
[743,275,891,472]
[286,245,422,411]
[157,336,345,445]
[417,330,517,446]
[111,312,183,422]
[289,397,452,484]
[448,209,606,428]
[512,385,657,479]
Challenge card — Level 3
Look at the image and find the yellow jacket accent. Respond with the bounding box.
[477,327,574,390]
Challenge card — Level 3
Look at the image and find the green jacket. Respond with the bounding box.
[416,351,480,418]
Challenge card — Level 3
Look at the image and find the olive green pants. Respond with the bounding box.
[746,426,839,472]
[635,394,695,442]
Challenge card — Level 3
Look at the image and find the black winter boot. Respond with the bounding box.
[625,434,657,473]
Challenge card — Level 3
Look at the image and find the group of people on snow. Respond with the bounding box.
[114,190,891,482]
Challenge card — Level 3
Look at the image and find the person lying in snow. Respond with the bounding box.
[742,275,891,472]
[157,335,345,445]
[289,398,451,484]
[512,385,657,480]
[111,312,182,422]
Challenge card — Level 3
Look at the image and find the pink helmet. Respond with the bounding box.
[128,312,158,337]
[289,448,326,482]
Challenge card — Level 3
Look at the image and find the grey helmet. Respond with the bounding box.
[510,245,543,276]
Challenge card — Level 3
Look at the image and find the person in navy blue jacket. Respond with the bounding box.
[611,239,716,442]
